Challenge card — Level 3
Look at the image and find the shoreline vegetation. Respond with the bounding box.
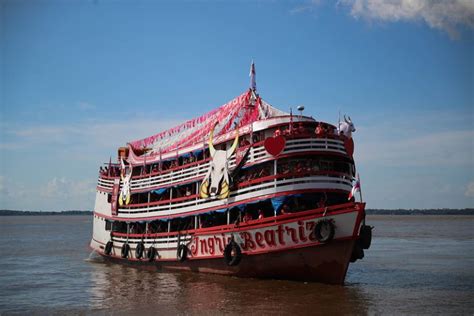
[0,209,473,216]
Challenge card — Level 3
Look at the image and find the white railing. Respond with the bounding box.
[96,137,348,192]
[115,174,352,218]
[111,235,192,246]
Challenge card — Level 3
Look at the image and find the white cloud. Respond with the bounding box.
[337,0,474,38]
[40,177,95,199]
[0,176,98,211]
[353,110,474,168]
[291,0,474,38]
[0,175,28,203]
[465,181,474,197]
[1,118,182,150]
[356,129,474,167]
[0,114,185,210]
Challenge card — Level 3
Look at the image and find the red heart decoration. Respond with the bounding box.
[264,135,286,156]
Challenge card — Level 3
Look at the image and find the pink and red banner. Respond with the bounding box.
[128,90,287,158]
[129,91,254,153]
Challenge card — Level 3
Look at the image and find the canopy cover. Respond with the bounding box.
[129,90,287,154]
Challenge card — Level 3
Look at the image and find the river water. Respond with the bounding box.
[0,215,473,315]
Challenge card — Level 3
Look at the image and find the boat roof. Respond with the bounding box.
[128,89,288,154]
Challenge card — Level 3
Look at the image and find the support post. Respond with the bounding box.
[273,159,277,188]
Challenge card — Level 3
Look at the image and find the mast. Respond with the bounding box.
[249,60,257,92]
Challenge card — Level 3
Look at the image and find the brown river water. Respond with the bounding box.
[0,215,473,315]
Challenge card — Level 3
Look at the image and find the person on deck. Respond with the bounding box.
[317,194,327,208]
[258,167,269,178]
[298,123,305,135]
[295,162,304,173]
[281,204,290,215]
[170,160,177,169]
[242,212,253,223]
[240,139,250,146]
[315,123,325,137]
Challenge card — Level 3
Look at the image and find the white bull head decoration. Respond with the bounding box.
[200,124,239,199]
[338,115,356,138]
[119,159,132,206]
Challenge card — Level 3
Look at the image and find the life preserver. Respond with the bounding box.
[224,241,242,266]
[105,241,113,256]
[147,246,157,262]
[121,243,130,258]
[314,219,335,243]
[359,225,372,249]
[177,244,188,262]
[135,242,145,259]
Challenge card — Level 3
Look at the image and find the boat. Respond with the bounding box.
[89,63,372,284]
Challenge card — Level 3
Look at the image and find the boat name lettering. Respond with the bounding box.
[190,220,318,257]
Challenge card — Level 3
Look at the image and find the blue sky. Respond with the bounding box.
[1,0,473,211]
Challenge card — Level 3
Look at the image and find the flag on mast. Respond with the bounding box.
[348,178,361,200]
[249,60,256,91]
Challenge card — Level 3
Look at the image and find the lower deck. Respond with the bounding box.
[90,202,366,284]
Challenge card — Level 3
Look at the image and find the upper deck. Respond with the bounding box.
[94,115,356,221]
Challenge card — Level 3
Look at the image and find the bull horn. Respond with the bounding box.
[347,116,353,123]
[208,122,217,157]
[227,128,239,158]
[344,115,349,123]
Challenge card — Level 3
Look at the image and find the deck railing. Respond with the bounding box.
[97,136,348,193]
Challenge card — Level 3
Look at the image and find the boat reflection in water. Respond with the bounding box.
[87,260,371,314]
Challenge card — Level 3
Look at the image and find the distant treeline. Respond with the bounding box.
[1,209,473,216]
[366,209,474,215]
[0,210,93,216]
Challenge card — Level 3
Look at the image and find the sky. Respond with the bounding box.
[0,0,473,211]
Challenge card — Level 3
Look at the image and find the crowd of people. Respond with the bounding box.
[99,166,120,177]
[237,164,272,184]
[273,122,337,138]
[100,121,345,178]
[110,191,350,236]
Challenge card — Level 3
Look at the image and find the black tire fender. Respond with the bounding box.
[224,241,242,266]
[105,241,113,256]
[359,225,373,249]
[177,244,188,262]
[135,242,145,259]
[147,246,157,262]
[121,243,130,258]
[314,219,336,243]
